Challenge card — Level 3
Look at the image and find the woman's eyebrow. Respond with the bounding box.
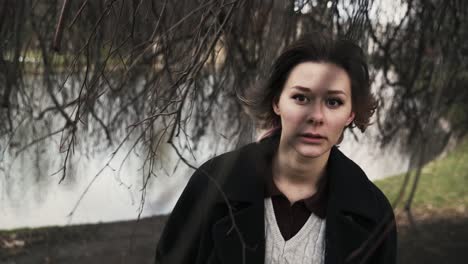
[327,90,347,96]
[291,86,311,92]
[292,86,347,96]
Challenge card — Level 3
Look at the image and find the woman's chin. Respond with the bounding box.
[295,144,329,159]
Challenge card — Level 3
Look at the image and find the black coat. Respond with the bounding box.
[155,134,397,264]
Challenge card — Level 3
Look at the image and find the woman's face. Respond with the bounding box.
[273,62,355,158]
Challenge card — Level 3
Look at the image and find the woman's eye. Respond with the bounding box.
[292,94,309,103]
[326,98,343,108]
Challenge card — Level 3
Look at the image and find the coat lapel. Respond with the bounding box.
[212,201,265,264]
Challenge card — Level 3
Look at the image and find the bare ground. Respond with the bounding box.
[395,207,468,264]
[0,216,167,264]
[1,208,467,264]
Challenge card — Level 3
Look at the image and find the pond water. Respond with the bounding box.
[0,124,409,231]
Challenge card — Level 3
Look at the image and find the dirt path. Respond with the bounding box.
[1,216,167,264]
[1,209,467,264]
[395,208,468,264]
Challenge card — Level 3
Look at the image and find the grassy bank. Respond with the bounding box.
[375,137,468,211]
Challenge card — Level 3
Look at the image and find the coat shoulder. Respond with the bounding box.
[183,141,256,194]
[367,179,395,218]
[348,155,394,216]
[332,147,394,222]
[354,164,395,220]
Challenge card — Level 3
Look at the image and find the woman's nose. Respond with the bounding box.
[307,102,324,125]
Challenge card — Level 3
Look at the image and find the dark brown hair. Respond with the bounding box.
[239,32,377,138]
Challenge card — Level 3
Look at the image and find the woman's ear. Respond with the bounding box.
[346,111,355,126]
[272,99,280,115]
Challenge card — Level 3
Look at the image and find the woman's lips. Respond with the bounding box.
[299,133,326,143]
[300,133,326,138]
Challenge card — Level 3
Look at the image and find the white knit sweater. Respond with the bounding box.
[264,197,326,264]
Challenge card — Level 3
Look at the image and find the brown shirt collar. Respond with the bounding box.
[264,172,328,219]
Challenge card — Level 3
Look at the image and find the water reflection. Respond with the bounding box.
[0,124,410,230]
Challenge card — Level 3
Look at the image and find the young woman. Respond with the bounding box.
[155,33,397,264]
